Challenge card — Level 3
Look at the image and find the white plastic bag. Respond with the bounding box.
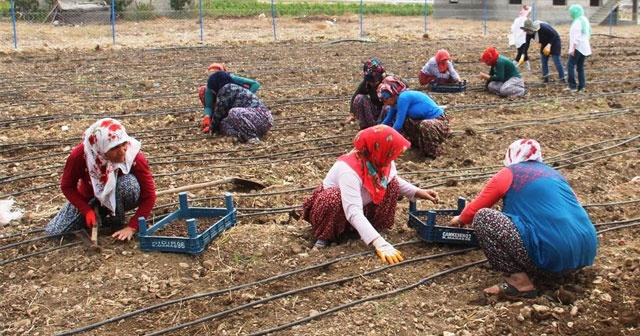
[0,199,24,228]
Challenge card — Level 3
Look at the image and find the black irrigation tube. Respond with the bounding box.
[0,230,82,251]
[0,228,44,240]
[55,244,475,336]
[0,241,83,266]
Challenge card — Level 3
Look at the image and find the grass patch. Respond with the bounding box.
[200,0,431,17]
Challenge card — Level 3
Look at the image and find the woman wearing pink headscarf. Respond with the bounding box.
[450,139,597,299]
[418,49,461,87]
[302,125,439,264]
[46,118,156,241]
[510,5,532,71]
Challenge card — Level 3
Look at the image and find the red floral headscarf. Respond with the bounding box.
[503,138,543,167]
[338,125,411,204]
[435,49,451,73]
[376,76,408,101]
[481,47,500,66]
[83,118,141,214]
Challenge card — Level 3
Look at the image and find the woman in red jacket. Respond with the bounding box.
[45,118,156,241]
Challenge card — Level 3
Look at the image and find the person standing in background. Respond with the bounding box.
[565,4,592,92]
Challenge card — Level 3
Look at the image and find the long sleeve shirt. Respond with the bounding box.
[323,161,419,244]
[203,74,261,117]
[381,90,444,131]
[569,20,592,56]
[420,57,460,81]
[488,56,522,83]
[511,16,529,48]
[60,144,156,230]
[458,161,597,272]
[349,80,383,113]
[525,22,562,55]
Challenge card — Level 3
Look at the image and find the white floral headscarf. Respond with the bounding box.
[503,139,543,167]
[82,118,141,214]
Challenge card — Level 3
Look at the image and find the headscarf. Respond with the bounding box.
[338,125,411,204]
[207,71,234,94]
[207,63,226,73]
[362,58,385,83]
[83,118,141,214]
[569,4,591,37]
[480,47,500,66]
[503,138,543,167]
[519,5,531,18]
[376,76,408,100]
[435,49,451,73]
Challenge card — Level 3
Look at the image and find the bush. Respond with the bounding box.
[106,0,134,12]
[170,0,192,10]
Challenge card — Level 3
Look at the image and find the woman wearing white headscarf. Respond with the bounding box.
[566,4,592,92]
[450,139,597,299]
[509,4,532,71]
[45,118,156,241]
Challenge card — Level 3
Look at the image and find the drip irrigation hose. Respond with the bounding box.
[0,241,83,266]
[0,228,44,240]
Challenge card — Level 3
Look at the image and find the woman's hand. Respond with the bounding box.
[112,227,137,241]
[416,189,439,204]
[479,72,490,80]
[449,215,468,228]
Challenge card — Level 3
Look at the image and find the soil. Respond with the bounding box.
[1,15,640,336]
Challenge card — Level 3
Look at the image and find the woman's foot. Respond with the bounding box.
[484,272,537,297]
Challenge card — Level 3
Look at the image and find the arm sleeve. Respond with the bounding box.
[447,62,460,81]
[392,95,409,131]
[381,106,397,127]
[60,146,93,216]
[127,153,156,230]
[231,74,261,93]
[203,88,215,117]
[396,176,419,201]
[338,169,381,245]
[458,168,512,224]
[490,62,506,82]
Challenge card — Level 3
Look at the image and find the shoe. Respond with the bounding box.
[525,61,531,72]
[247,137,260,144]
[563,87,577,92]
[559,78,566,83]
[542,77,549,83]
[520,89,530,97]
[314,239,329,248]
[493,280,539,299]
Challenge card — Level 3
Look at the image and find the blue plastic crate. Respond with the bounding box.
[138,192,236,254]
[430,79,467,93]
[407,197,478,246]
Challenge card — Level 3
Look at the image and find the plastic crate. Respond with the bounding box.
[138,192,236,254]
[407,197,478,246]
[430,79,467,93]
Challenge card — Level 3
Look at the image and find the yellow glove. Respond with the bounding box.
[372,236,404,264]
[543,44,551,56]
[517,55,525,67]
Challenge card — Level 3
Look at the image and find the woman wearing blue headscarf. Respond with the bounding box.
[565,4,592,92]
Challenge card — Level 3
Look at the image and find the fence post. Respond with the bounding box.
[110,0,116,45]
[10,0,17,49]
[271,0,277,41]
[609,3,613,35]
[423,0,429,33]
[199,0,203,43]
[483,0,487,36]
[531,2,536,21]
[360,0,364,37]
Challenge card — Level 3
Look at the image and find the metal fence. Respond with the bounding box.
[1,0,637,50]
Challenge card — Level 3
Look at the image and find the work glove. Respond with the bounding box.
[201,115,211,133]
[517,55,525,67]
[543,44,551,56]
[85,209,97,228]
[372,236,404,264]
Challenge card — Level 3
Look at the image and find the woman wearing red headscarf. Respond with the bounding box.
[418,49,461,87]
[480,47,527,97]
[302,125,439,264]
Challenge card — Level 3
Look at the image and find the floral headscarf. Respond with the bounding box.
[569,4,591,37]
[338,125,411,204]
[481,47,500,66]
[435,49,451,73]
[207,63,226,73]
[83,118,141,214]
[376,76,408,101]
[363,58,385,83]
[503,138,543,167]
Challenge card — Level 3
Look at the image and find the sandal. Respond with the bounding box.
[494,280,538,299]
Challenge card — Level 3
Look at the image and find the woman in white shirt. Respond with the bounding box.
[566,4,592,92]
[510,5,532,71]
[302,125,439,264]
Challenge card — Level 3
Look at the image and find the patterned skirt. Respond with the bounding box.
[45,174,141,235]
[219,107,274,142]
[402,114,451,158]
[301,178,400,242]
[352,94,384,130]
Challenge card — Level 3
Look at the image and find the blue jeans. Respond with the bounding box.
[541,53,565,80]
[567,51,587,91]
